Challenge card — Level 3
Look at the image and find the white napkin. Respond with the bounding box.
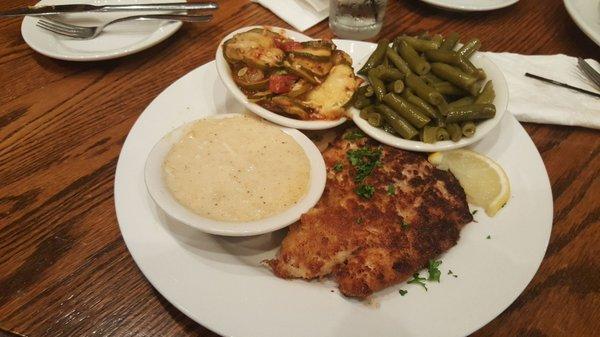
[251,0,328,32]
[484,52,600,129]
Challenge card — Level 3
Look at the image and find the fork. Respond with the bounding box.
[577,58,600,89]
[36,14,212,39]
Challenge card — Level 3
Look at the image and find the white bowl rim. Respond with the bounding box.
[350,48,509,152]
[144,113,326,236]
[215,25,348,131]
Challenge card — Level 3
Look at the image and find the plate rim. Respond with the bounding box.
[418,0,519,11]
[564,0,600,47]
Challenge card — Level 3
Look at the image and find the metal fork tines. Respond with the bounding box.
[577,58,600,88]
[36,14,213,39]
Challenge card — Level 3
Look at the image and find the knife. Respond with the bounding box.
[0,2,218,17]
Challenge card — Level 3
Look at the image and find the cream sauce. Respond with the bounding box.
[164,115,310,222]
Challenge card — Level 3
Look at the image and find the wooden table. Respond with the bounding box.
[1,0,599,336]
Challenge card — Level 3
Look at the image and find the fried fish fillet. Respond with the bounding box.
[267,133,473,298]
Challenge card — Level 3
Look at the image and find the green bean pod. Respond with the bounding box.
[430,62,480,96]
[383,93,431,128]
[367,112,383,127]
[370,65,404,81]
[386,80,405,94]
[360,105,377,119]
[421,73,444,86]
[458,38,481,58]
[397,40,431,75]
[432,81,469,96]
[424,49,484,78]
[431,34,444,46]
[440,32,460,51]
[358,38,390,75]
[386,46,412,75]
[401,89,443,122]
[446,104,496,123]
[376,104,419,140]
[436,127,450,141]
[396,36,441,52]
[354,95,372,109]
[461,121,476,138]
[382,123,398,135]
[421,126,439,143]
[367,69,387,101]
[405,73,445,106]
[474,81,495,104]
[446,123,463,142]
[448,96,476,108]
[364,85,374,97]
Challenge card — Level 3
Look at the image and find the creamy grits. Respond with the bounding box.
[163,115,310,222]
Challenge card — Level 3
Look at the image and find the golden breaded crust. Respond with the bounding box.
[268,133,472,298]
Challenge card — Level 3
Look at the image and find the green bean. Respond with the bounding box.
[386,46,412,75]
[367,112,383,127]
[370,65,404,81]
[430,62,480,96]
[405,73,445,106]
[382,123,397,135]
[459,56,486,79]
[421,126,439,143]
[401,89,443,122]
[432,81,469,96]
[386,80,405,94]
[421,73,444,86]
[447,123,462,142]
[383,93,431,128]
[382,54,390,67]
[448,96,476,108]
[376,104,419,140]
[435,100,449,116]
[436,127,450,141]
[461,121,476,138]
[446,104,496,123]
[358,38,389,75]
[368,69,387,101]
[354,95,372,109]
[440,32,460,51]
[474,81,495,104]
[365,85,374,97]
[396,36,441,52]
[424,49,484,78]
[397,40,431,75]
[431,34,444,46]
[458,38,481,58]
[360,105,376,119]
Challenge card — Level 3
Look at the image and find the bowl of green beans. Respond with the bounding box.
[349,32,508,152]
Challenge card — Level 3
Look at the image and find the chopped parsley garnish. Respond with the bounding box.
[386,184,396,195]
[427,260,442,282]
[355,184,375,199]
[407,273,428,291]
[471,210,478,215]
[343,129,366,141]
[333,163,343,172]
[487,235,491,239]
[448,270,458,278]
[399,289,408,296]
[401,221,410,229]
[346,147,382,183]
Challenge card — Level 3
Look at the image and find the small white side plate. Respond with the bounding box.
[419,0,519,11]
[215,26,348,130]
[144,113,326,237]
[564,0,600,47]
[21,0,182,61]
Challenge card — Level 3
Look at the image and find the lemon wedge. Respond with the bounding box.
[428,150,510,217]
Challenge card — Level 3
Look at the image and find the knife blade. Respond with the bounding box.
[0,2,218,17]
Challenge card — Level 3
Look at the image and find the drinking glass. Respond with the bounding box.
[329,0,388,40]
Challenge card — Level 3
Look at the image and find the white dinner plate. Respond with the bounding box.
[21,0,182,61]
[564,0,600,47]
[419,0,519,12]
[115,40,553,337]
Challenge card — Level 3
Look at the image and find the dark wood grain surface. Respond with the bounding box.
[1,0,599,336]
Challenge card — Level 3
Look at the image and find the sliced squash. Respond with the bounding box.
[289,54,333,78]
[269,96,315,120]
[223,29,284,69]
[290,40,334,60]
[303,64,360,119]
